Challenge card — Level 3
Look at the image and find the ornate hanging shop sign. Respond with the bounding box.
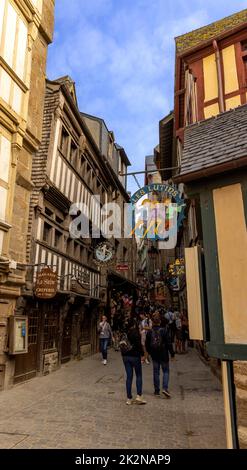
[128,184,186,246]
[168,258,185,276]
[35,267,57,299]
[130,184,186,229]
[93,241,115,267]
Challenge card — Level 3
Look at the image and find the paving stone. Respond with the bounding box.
[0,349,226,449]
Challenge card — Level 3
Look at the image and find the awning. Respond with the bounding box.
[108,270,138,289]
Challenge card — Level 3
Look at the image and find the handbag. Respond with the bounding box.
[119,333,133,354]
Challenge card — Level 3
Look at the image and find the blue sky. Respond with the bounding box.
[47,0,247,193]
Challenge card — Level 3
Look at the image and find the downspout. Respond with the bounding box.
[213,40,225,113]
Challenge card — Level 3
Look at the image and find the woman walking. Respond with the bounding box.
[120,318,147,405]
[98,315,112,365]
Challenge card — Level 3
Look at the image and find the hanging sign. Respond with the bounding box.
[35,267,57,299]
[93,241,115,266]
[116,264,129,272]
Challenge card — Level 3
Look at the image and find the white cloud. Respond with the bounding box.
[48,0,247,193]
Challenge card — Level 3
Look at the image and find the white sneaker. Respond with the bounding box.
[162,389,171,399]
[103,359,107,365]
[135,395,147,405]
[126,399,134,405]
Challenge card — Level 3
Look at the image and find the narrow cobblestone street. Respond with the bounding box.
[0,348,226,449]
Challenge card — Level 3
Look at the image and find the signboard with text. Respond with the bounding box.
[116,264,129,272]
[35,267,57,299]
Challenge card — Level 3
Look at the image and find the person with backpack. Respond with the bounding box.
[146,312,175,398]
[120,318,147,406]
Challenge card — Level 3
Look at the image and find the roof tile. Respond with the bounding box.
[176,9,247,54]
[180,104,247,176]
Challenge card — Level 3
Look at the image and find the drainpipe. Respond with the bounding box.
[213,40,225,113]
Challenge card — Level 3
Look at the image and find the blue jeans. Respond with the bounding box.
[123,356,142,399]
[100,338,109,360]
[153,360,169,393]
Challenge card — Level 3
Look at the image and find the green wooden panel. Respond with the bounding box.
[207,342,247,361]
[185,170,247,360]
[199,188,225,344]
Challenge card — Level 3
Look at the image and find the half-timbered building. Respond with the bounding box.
[14,76,135,382]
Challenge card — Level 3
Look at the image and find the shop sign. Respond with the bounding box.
[116,264,129,272]
[93,241,115,266]
[35,267,57,299]
[71,280,90,295]
[168,258,185,276]
[155,281,166,301]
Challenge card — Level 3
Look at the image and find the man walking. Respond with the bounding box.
[146,312,175,398]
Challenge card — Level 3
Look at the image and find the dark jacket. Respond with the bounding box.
[146,326,175,362]
[121,326,144,358]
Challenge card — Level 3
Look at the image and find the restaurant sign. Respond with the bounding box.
[35,267,57,299]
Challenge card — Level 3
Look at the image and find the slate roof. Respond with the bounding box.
[176,9,247,55]
[179,104,247,178]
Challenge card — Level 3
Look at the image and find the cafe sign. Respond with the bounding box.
[35,267,57,299]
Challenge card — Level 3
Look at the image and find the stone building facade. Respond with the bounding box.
[10,76,136,385]
[0,0,54,390]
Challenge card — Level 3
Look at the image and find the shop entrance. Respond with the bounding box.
[14,305,41,384]
[61,313,72,364]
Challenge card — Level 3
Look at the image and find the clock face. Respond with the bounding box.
[94,242,114,264]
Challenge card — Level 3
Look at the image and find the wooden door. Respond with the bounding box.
[61,313,72,364]
[14,307,40,384]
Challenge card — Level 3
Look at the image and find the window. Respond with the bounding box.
[70,141,77,166]
[241,41,247,85]
[43,223,52,244]
[74,242,80,259]
[43,310,59,351]
[59,127,69,157]
[87,250,92,264]
[28,309,39,346]
[45,207,53,217]
[80,154,86,172]
[55,215,64,225]
[1,1,28,81]
[80,246,85,263]
[54,230,62,249]
[115,239,120,256]
[67,238,73,255]
[108,139,113,159]
[242,41,247,52]
[184,69,198,126]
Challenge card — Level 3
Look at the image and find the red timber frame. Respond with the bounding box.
[174,25,247,140]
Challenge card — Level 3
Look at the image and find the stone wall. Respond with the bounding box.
[234,361,247,449]
[80,344,92,358]
[0,0,55,390]
[43,352,59,375]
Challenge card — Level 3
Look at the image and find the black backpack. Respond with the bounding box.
[119,332,133,354]
[150,328,163,351]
